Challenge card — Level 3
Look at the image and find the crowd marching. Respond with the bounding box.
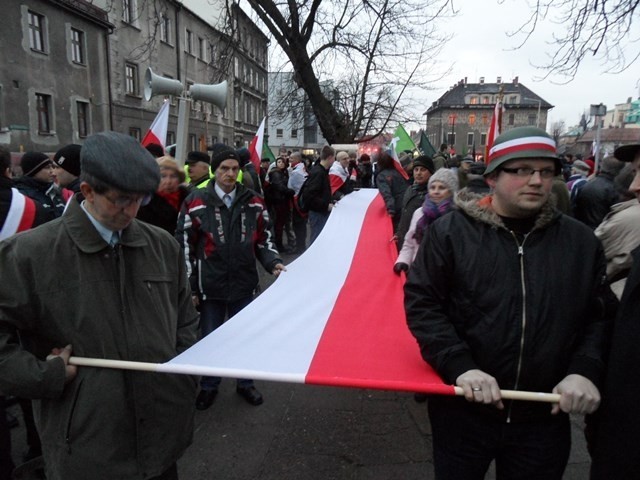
[1,126,639,479]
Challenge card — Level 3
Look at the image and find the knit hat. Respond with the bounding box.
[157,156,186,183]
[571,160,590,174]
[485,126,561,176]
[81,131,160,193]
[209,143,240,171]
[236,147,251,167]
[53,144,82,177]
[614,143,640,163]
[412,155,435,174]
[185,151,210,165]
[428,168,459,192]
[21,151,51,177]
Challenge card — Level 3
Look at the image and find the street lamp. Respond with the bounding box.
[590,103,607,172]
[523,97,542,129]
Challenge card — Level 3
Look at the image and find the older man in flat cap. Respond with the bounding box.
[590,142,640,479]
[0,131,199,480]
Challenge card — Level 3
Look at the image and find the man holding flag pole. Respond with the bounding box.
[405,126,614,479]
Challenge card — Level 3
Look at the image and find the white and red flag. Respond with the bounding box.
[484,101,504,162]
[328,161,350,195]
[160,189,451,394]
[141,100,170,150]
[248,117,266,172]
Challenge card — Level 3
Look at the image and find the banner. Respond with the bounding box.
[388,124,415,180]
[162,189,453,395]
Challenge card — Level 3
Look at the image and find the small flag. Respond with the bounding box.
[419,132,436,157]
[388,124,415,180]
[485,101,504,162]
[248,117,266,172]
[141,101,170,150]
[262,143,276,164]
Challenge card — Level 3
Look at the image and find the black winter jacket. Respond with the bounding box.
[396,183,428,248]
[304,163,332,213]
[176,182,282,302]
[405,190,613,422]
[14,176,63,220]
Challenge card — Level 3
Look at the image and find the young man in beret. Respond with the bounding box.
[590,143,640,479]
[0,131,199,480]
[405,126,614,479]
[176,143,286,410]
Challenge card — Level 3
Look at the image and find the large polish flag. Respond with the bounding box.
[158,189,452,394]
[248,117,266,172]
[141,101,170,149]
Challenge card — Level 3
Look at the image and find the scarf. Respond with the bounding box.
[414,196,453,243]
[157,189,182,211]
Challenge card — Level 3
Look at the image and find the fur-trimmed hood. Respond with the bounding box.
[454,188,559,231]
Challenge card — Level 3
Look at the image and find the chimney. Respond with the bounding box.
[479,77,485,84]
[513,76,519,85]
[497,76,502,83]
[464,77,467,84]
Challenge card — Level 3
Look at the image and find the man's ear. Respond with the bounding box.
[80,182,94,201]
[485,171,498,189]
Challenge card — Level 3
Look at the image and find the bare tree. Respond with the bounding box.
[550,119,566,144]
[506,0,640,81]
[240,0,453,143]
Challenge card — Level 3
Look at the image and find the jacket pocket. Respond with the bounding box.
[64,377,84,454]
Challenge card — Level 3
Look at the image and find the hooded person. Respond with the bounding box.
[14,151,65,220]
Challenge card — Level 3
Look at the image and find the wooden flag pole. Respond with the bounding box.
[69,356,562,403]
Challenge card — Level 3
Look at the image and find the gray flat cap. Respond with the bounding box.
[81,131,160,193]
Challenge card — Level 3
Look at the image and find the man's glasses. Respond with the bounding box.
[500,167,557,179]
[102,192,152,208]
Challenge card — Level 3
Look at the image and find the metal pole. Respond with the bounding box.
[174,97,190,167]
[536,100,541,129]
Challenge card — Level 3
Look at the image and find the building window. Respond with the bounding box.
[122,0,133,23]
[160,14,171,43]
[528,114,536,126]
[28,10,46,52]
[185,29,193,54]
[510,95,517,104]
[482,96,490,104]
[77,101,88,138]
[468,114,476,125]
[129,127,141,140]
[447,133,456,146]
[276,128,283,138]
[508,113,515,125]
[35,93,51,134]
[189,134,196,151]
[291,129,297,138]
[469,96,478,105]
[234,98,240,122]
[209,43,216,64]
[198,37,205,60]
[244,100,249,123]
[125,63,138,95]
[234,57,240,78]
[467,132,474,146]
[480,133,487,146]
[71,28,84,64]
[167,131,175,146]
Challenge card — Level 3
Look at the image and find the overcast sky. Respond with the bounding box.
[427,0,640,129]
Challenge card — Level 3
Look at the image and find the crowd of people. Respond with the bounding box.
[0,127,639,479]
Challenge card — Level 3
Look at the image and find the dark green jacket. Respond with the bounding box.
[0,196,198,479]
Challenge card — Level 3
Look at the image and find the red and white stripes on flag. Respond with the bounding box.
[328,161,349,195]
[485,101,504,162]
[0,189,37,241]
[248,117,266,172]
[141,101,170,150]
[161,189,452,395]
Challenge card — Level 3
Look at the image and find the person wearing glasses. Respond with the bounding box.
[0,131,200,480]
[405,126,614,480]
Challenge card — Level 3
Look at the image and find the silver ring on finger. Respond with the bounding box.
[471,387,482,392]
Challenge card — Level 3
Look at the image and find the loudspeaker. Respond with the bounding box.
[189,81,228,110]
[144,68,184,101]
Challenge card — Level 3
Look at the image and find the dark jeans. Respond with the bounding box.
[199,297,254,391]
[428,400,570,480]
[291,208,308,252]
[272,201,291,249]
[309,210,329,245]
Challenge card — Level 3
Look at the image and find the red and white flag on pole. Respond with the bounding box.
[248,117,266,172]
[485,101,504,164]
[161,189,453,395]
[141,100,170,150]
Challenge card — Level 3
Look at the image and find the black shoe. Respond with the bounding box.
[236,386,263,406]
[196,390,217,410]
[414,393,428,403]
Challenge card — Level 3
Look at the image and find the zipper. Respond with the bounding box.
[506,232,529,423]
[65,378,84,453]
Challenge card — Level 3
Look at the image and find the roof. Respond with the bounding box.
[426,78,553,114]
[577,128,640,144]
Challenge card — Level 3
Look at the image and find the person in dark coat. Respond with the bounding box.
[405,127,613,479]
[590,143,640,479]
[376,152,409,233]
[304,145,336,244]
[14,151,64,220]
[395,155,434,249]
[357,153,373,188]
[573,156,625,228]
[268,157,295,252]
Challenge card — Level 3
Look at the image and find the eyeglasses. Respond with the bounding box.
[102,192,152,208]
[500,167,557,179]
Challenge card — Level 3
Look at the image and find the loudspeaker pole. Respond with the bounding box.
[174,97,190,167]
